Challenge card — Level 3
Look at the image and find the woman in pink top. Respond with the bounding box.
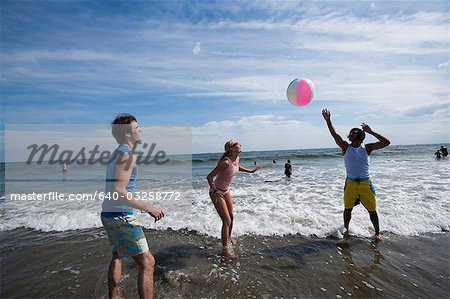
[207,140,261,258]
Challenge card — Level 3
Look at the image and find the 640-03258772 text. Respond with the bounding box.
[9,191,182,201]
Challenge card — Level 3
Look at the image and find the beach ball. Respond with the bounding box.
[286,78,315,106]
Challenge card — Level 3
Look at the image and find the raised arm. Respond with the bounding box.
[113,152,164,222]
[362,123,390,155]
[322,109,348,153]
[239,164,261,173]
[235,156,261,173]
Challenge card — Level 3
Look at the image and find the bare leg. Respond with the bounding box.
[223,192,234,241]
[212,195,232,247]
[369,211,380,236]
[132,251,155,299]
[212,194,235,258]
[108,251,122,299]
[344,208,353,235]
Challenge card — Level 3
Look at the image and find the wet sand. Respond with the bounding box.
[1,228,448,298]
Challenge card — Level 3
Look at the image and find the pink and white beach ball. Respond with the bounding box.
[286,78,315,106]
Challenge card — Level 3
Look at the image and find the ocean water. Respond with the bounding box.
[1,143,449,238]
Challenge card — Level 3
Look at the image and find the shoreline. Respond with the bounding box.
[1,227,448,298]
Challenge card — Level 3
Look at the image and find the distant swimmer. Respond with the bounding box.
[62,160,68,173]
[272,159,276,164]
[284,160,292,178]
[207,140,261,259]
[440,146,448,157]
[322,109,390,240]
[434,146,448,159]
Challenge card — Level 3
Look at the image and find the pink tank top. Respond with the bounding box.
[214,157,239,192]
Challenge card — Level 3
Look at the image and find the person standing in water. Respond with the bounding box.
[101,114,165,299]
[207,140,261,258]
[322,109,390,239]
[439,145,448,157]
[434,149,442,159]
[62,160,68,173]
[284,160,292,178]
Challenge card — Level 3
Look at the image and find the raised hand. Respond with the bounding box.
[361,123,373,134]
[322,109,331,121]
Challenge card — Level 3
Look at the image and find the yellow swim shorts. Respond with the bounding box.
[343,177,376,211]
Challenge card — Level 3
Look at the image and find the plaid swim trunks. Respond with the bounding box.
[101,213,149,258]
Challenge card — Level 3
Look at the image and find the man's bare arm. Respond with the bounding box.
[322,109,348,154]
[362,123,390,155]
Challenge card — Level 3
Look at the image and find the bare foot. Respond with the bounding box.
[222,246,236,259]
[229,237,238,245]
[373,235,382,242]
[343,230,350,239]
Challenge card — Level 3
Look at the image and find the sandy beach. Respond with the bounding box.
[1,227,448,298]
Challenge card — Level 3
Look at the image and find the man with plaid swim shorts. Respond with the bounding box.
[101,114,165,299]
[322,109,390,239]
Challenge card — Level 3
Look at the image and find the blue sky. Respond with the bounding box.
[1,0,449,154]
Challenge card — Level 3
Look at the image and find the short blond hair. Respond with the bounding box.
[224,139,238,152]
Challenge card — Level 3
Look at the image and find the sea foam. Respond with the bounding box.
[1,145,449,237]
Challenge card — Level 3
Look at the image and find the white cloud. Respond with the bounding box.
[193,108,450,153]
[193,115,330,153]
[193,41,201,55]
[4,10,448,107]
[208,12,449,55]
[438,60,450,68]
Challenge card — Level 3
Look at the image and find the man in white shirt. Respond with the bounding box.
[322,109,390,239]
